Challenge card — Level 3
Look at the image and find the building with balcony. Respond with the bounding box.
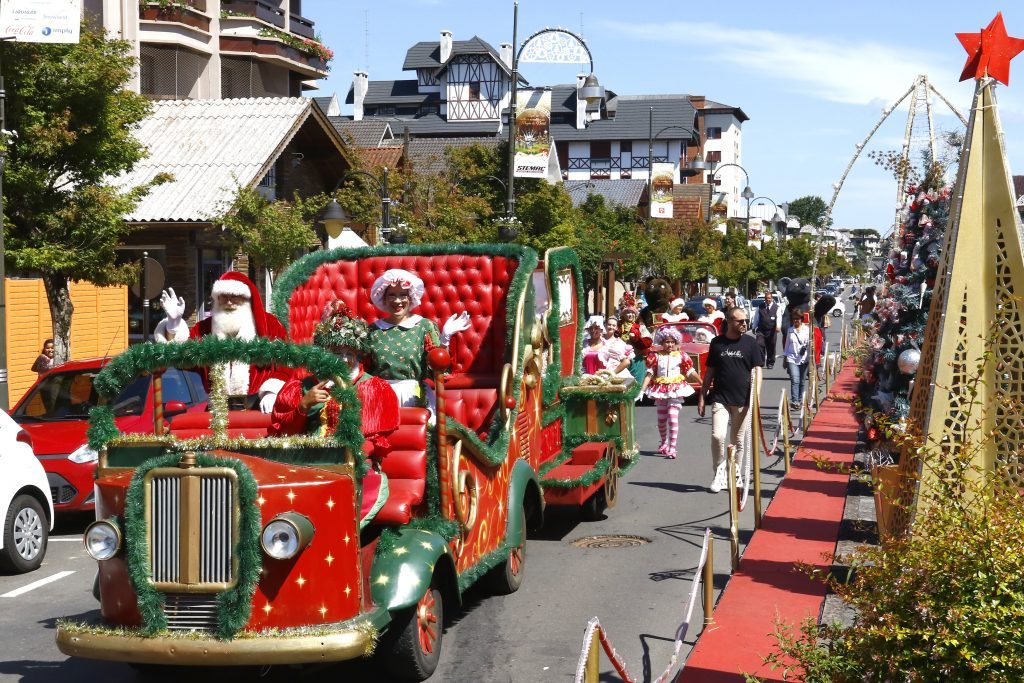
[84,0,330,99]
[340,29,748,221]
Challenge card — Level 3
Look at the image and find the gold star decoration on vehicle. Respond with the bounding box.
[257,495,266,506]
[326,497,335,510]
[262,603,272,615]
[325,552,334,566]
[376,574,390,586]
[318,605,328,618]
[296,575,306,588]
[343,533,351,545]
[344,585,352,598]
[286,490,296,503]
[394,546,408,556]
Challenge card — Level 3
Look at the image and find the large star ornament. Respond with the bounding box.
[957,12,1024,85]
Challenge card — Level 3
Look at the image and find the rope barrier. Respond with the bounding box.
[574,529,714,683]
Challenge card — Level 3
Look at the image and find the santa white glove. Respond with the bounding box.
[154,288,189,343]
[258,378,285,414]
[439,311,471,347]
[259,392,277,413]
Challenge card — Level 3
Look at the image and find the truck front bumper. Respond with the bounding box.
[56,621,376,666]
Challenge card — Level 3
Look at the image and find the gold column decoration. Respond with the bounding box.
[899,77,1024,530]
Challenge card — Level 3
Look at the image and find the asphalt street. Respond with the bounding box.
[0,318,848,683]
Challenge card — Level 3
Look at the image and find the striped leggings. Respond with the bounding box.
[656,397,684,453]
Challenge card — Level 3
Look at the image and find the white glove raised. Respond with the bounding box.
[259,392,277,414]
[439,311,471,346]
[160,288,186,324]
[154,287,189,343]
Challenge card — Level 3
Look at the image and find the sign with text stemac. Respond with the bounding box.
[1,0,81,43]
[514,89,552,178]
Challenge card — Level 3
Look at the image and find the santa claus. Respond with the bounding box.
[156,271,289,412]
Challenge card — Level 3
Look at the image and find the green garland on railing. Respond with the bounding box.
[123,452,261,639]
[560,379,643,404]
[541,402,565,427]
[88,337,367,479]
[538,432,626,489]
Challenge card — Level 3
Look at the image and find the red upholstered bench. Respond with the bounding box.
[373,407,430,526]
[443,374,499,438]
[168,410,272,439]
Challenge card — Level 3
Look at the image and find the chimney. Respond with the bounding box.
[500,42,512,69]
[352,71,368,121]
[439,30,453,64]
[576,73,587,130]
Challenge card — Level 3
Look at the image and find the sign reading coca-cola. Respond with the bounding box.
[1,0,81,44]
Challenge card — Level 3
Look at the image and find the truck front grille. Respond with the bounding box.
[163,593,220,632]
[147,468,238,589]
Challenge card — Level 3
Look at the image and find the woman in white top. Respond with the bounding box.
[697,298,725,334]
[599,316,634,378]
[783,309,811,410]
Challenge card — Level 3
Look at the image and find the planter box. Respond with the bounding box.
[219,35,328,73]
[140,3,211,32]
[221,0,285,28]
[872,463,902,543]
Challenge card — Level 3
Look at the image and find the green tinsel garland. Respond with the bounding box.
[456,542,512,592]
[559,379,643,404]
[538,432,626,488]
[88,337,367,479]
[541,248,585,406]
[375,515,460,560]
[123,452,262,640]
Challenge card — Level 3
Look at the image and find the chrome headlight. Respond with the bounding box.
[260,513,314,560]
[69,444,98,464]
[84,520,121,560]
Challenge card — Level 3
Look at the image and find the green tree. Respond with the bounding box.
[2,25,164,363]
[216,186,321,275]
[786,195,831,228]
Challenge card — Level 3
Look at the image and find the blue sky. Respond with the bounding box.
[305,1,1024,233]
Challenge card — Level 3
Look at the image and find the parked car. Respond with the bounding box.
[11,359,208,513]
[0,408,53,573]
[828,300,846,317]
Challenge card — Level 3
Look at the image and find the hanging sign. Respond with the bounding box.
[1,0,81,43]
[514,89,552,178]
[747,221,763,249]
[650,162,675,218]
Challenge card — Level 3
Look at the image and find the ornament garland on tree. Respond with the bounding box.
[859,172,951,425]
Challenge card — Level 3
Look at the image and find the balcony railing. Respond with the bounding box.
[219,35,328,74]
[221,0,285,29]
[289,12,315,39]
[140,1,211,32]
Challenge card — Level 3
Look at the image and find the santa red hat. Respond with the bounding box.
[211,271,280,337]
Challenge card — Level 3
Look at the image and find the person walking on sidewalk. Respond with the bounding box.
[751,290,781,369]
[783,309,812,420]
[697,308,763,493]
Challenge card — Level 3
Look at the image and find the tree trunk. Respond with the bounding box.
[42,274,74,365]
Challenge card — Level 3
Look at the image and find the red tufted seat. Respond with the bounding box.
[285,254,517,440]
[372,407,430,526]
[168,410,272,439]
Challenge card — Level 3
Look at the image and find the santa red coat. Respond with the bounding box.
[190,271,289,396]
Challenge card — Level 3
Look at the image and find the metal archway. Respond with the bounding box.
[811,74,967,284]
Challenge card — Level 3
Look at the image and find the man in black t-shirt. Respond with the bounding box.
[697,308,763,493]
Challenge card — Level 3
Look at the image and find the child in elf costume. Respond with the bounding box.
[617,293,653,381]
[641,327,702,459]
[270,300,400,526]
[367,269,472,420]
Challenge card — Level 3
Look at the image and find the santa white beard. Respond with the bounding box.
[211,300,256,395]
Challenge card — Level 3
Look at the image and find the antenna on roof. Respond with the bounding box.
[364,10,369,71]
[579,12,584,37]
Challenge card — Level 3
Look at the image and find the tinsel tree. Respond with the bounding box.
[859,162,951,434]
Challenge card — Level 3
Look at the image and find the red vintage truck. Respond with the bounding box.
[57,244,638,679]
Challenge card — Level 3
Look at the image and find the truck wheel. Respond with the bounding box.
[581,489,607,521]
[487,507,526,595]
[382,583,444,681]
[0,495,48,573]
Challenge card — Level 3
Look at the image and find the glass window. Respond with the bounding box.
[706,126,722,139]
[14,370,151,421]
[469,81,481,100]
[160,369,193,405]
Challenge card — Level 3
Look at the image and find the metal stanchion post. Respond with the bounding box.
[726,445,740,571]
[751,380,762,529]
[781,388,791,474]
[702,537,715,627]
[824,342,832,396]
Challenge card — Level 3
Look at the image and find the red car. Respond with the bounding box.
[11,359,208,513]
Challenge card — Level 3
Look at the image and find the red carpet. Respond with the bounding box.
[677,366,860,682]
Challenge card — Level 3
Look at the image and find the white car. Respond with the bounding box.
[0,409,53,573]
[828,300,846,317]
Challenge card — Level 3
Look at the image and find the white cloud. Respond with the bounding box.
[601,20,954,107]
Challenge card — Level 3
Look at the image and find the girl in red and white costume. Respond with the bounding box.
[641,327,702,459]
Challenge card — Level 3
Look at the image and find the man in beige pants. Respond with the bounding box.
[697,307,763,493]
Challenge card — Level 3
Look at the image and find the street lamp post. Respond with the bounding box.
[746,196,785,238]
[687,160,754,224]
[506,2,603,219]
[321,167,392,245]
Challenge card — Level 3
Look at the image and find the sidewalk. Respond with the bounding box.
[677,364,860,682]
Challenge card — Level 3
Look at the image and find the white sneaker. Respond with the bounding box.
[709,463,728,493]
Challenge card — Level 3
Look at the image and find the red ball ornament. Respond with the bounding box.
[504,395,517,410]
[427,347,451,371]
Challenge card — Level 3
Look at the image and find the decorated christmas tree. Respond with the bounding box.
[859,165,951,434]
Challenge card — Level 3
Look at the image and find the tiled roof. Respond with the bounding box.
[548,89,697,141]
[565,179,647,208]
[332,118,395,147]
[118,98,316,222]
[1014,174,1024,198]
[373,114,501,137]
[405,136,502,175]
[357,146,404,169]
[312,95,339,117]
[403,36,506,72]
[700,99,749,123]
[345,79,436,106]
